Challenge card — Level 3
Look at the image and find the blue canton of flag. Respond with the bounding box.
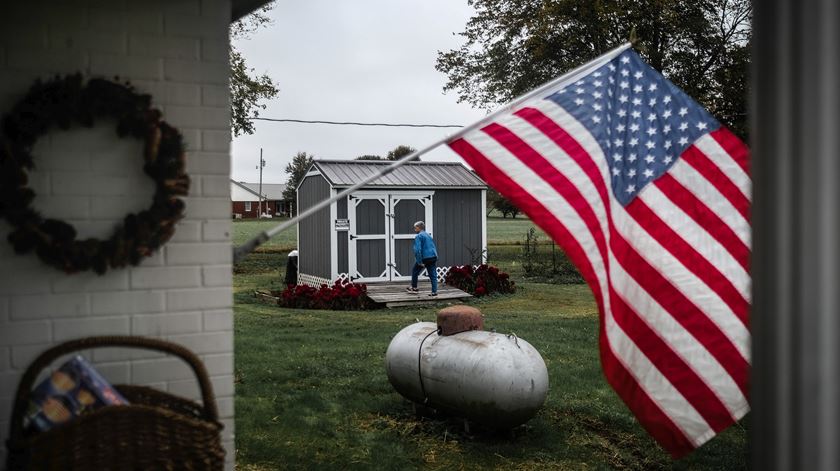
[548,50,720,205]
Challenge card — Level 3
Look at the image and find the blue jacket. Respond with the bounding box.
[414,230,438,264]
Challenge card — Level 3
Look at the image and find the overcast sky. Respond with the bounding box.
[230,1,487,184]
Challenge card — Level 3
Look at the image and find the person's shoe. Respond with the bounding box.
[405,287,419,294]
[429,292,438,297]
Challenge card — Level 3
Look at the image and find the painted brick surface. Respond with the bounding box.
[170,221,202,242]
[166,242,232,265]
[89,8,164,34]
[0,321,51,346]
[130,266,203,289]
[186,151,230,174]
[209,374,235,397]
[166,331,233,355]
[49,30,128,54]
[202,266,233,288]
[53,316,131,341]
[181,197,231,219]
[7,49,88,71]
[166,377,203,400]
[90,52,163,81]
[0,260,54,296]
[167,288,232,312]
[128,35,200,60]
[202,129,231,152]
[203,220,232,241]
[201,352,234,376]
[26,192,89,219]
[203,175,233,197]
[91,290,166,315]
[52,270,131,294]
[11,294,90,320]
[132,312,203,336]
[164,105,230,128]
[201,38,229,62]
[10,344,54,370]
[90,197,157,219]
[0,1,235,467]
[0,373,19,397]
[203,309,233,332]
[131,357,195,384]
[202,84,228,106]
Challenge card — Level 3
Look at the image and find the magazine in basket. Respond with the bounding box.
[24,355,129,432]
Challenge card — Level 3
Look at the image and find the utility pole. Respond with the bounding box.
[257,148,265,217]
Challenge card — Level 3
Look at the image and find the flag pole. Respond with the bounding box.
[232,42,633,263]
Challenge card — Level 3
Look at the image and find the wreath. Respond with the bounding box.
[0,74,190,274]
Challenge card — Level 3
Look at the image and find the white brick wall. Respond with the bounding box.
[0,1,235,468]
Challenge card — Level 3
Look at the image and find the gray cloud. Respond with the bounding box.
[231,0,486,184]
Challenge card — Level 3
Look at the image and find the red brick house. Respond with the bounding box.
[230,180,288,218]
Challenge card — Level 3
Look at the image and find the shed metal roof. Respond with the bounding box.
[312,160,486,188]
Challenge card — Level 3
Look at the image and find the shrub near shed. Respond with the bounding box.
[275,281,379,310]
[445,264,516,297]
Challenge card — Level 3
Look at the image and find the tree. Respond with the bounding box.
[486,188,521,218]
[282,152,314,215]
[493,196,520,219]
[486,188,502,216]
[355,154,383,160]
[386,145,417,161]
[230,3,279,137]
[436,0,752,138]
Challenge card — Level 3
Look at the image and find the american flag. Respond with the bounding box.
[448,46,750,457]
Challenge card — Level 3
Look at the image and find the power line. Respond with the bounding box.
[249,117,464,128]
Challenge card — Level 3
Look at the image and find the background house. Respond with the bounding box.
[230,180,287,218]
[296,160,487,286]
[0,1,266,468]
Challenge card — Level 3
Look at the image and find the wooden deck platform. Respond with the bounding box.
[365,283,472,308]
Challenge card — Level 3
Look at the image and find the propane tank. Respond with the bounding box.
[385,307,549,429]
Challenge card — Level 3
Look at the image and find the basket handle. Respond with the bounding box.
[8,336,220,443]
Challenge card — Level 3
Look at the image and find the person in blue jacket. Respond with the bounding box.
[406,221,438,296]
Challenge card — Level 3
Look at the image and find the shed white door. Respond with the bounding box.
[348,193,390,282]
[348,191,433,283]
[389,193,433,282]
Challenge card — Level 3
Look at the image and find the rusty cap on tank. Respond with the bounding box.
[436,305,484,336]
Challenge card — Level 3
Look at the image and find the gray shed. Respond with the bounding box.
[296,160,487,285]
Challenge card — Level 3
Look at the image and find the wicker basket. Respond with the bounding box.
[5,336,226,470]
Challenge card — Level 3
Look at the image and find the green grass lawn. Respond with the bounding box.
[233,262,747,470]
[232,214,746,469]
[486,216,548,245]
[233,219,298,252]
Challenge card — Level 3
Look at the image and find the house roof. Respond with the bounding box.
[311,160,486,189]
[230,180,287,201]
[237,182,287,200]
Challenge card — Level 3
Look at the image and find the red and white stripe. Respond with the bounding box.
[449,98,751,457]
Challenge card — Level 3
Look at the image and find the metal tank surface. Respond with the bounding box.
[385,321,549,429]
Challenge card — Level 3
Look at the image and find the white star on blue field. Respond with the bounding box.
[546,50,719,206]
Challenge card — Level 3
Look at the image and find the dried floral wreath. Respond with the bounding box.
[0,74,189,274]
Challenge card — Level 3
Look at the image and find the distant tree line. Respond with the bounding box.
[487,188,520,218]
[354,145,417,161]
[436,0,751,139]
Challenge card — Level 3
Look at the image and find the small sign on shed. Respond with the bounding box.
[335,218,350,231]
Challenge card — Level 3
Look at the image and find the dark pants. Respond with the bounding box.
[411,257,438,293]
